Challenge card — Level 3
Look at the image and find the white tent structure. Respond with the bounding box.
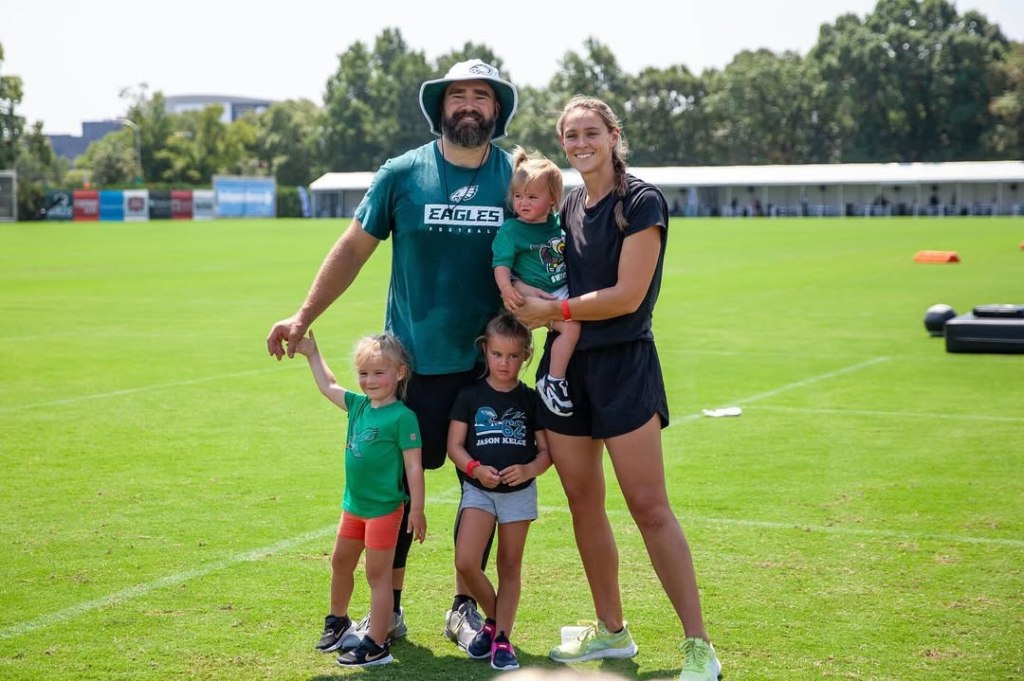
[310,160,1024,218]
[309,172,376,218]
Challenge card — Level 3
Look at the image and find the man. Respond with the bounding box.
[266,59,517,656]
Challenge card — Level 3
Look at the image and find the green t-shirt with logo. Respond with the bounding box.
[355,141,513,374]
[491,213,566,293]
[342,392,421,518]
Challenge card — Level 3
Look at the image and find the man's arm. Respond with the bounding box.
[267,220,381,359]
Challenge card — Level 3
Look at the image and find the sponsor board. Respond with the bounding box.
[124,189,149,222]
[73,190,100,221]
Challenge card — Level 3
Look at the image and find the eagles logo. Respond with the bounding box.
[469,64,498,77]
[346,427,380,458]
[449,185,479,203]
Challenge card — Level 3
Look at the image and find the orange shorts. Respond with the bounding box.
[338,504,404,551]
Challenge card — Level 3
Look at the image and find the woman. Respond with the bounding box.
[514,96,721,681]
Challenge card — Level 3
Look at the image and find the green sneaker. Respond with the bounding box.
[549,620,638,663]
[679,637,722,681]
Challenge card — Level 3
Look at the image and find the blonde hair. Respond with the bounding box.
[508,146,563,215]
[477,312,533,376]
[556,96,631,231]
[352,333,412,400]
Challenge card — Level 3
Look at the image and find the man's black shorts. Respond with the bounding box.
[404,367,479,469]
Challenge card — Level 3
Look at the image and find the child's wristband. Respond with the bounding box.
[561,299,572,321]
[466,460,481,477]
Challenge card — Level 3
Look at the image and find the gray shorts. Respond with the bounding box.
[460,480,538,523]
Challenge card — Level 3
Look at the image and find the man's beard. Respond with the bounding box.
[441,110,497,148]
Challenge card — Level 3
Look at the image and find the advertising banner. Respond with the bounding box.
[149,190,172,219]
[99,190,124,221]
[193,189,215,220]
[73,190,100,221]
[213,175,276,217]
[171,190,193,219]
[124,189,149,222]
[44,190,74,221]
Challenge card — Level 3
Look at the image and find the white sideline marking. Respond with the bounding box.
[754,405,1024,423]
[0,367,287,415]
[670,356,891,427]
[535,505,1024,550]
[0,526,336,641]
[3,489,1020,641]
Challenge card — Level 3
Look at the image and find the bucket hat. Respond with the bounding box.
[419,59,518,141]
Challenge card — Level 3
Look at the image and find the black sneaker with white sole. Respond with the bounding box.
[336,636,393,667]
[315,614,355,653]
[538,375,573,417]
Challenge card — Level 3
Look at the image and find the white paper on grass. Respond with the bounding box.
[702,407,743,418]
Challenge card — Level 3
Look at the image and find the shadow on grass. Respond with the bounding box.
[306,638,672,679]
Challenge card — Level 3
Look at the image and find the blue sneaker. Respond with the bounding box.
[490,633,519,671]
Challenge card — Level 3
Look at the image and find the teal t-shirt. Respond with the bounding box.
[355,141,513,374]
[342,392,421,518]
[491,214,566,293]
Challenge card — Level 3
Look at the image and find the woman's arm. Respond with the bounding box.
[515,225,662,328]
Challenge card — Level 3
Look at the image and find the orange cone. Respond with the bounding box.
[914,250,960,263]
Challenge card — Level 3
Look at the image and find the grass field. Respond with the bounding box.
[1,216,1021,681]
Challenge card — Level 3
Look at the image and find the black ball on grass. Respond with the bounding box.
[924,304,956,336]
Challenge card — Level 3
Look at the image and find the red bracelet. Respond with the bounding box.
[466,460,481,477]
[561,298,572,321]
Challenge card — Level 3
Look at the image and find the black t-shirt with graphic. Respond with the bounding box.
[450,379,542,493]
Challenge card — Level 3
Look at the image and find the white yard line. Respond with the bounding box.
[4,489,1020,641]
[754,405,1024,422]
[0,526,335,641]
[0,367,287,415]
[5,355,1019,641]
[671,356,891,426]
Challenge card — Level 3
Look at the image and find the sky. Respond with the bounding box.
[2,0,1022,136]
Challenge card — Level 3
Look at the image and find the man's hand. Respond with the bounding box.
[267,314,308,360]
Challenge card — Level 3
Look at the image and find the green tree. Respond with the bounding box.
[154,106,256,185]
[1,42,25,169]
[703,50,825,165]
[549,38,632,118]
[986,41,1024,158]
[508,84,563,160]
[121,89,177,184]
[252,99,326,186]
[434,43,506,77]
[322,29,431,171]
[79,129,137,186]
[811,0,1008,162]
[15,122,63,219]
[628,65,713,166]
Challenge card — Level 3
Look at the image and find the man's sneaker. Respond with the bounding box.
[549,619,638,663]
[538,375,574,417]
[491,633,520,671]
[467,619,496,659]
[338,607,407,651]
[443,600,484,650]
[679,637,722,681]
[336,636,392,667]
[315,614,355,653]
